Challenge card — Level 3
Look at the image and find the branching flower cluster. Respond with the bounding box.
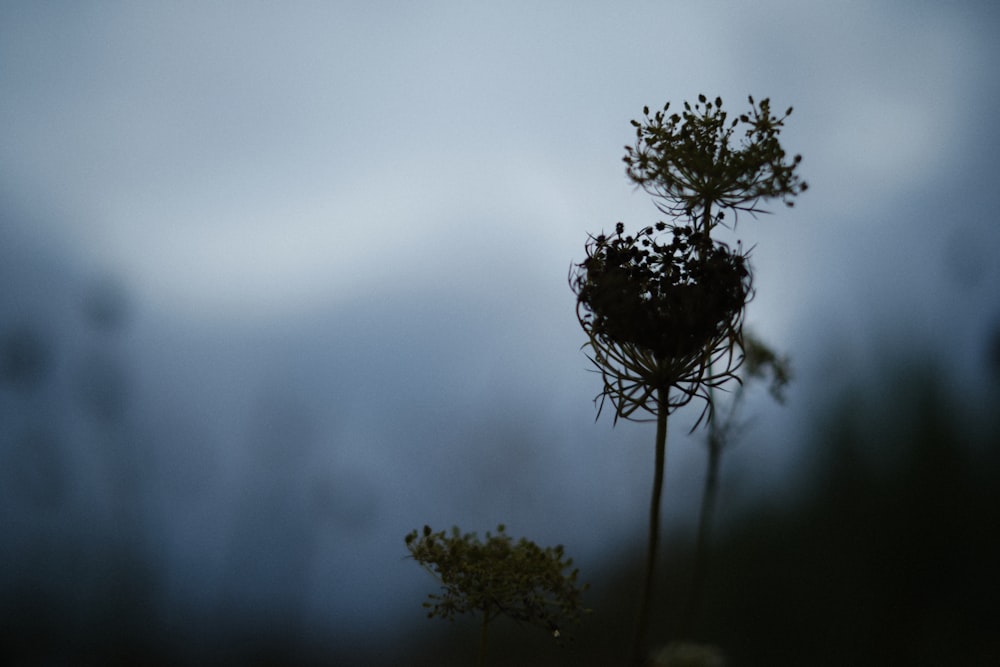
[572,222,750,423]
[404,524,589,640]
[624,94,808,225]
[572,94,807,425]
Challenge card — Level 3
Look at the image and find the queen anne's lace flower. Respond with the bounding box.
[624,95,807,226]
[572,95,806,425]
[571,223,750,424]
[573,97,805,663]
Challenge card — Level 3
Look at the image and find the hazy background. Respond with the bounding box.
[2,1,999,664]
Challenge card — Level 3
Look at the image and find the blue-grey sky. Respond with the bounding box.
[2,0,999,658]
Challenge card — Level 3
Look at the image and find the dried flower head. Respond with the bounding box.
[570,222,751,424]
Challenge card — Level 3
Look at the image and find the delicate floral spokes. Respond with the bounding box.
[623,95,808,227]
[583,320,745,427]
[404,524,589,640]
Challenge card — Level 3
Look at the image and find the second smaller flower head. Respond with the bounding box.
[624,95,808,226]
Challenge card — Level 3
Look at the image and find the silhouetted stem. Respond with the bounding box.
[478,610,489,667]
[632,388,669,666]
[682,416,721,638]
[684,376,745,637]
[670,203,723,641]
[700,200,714,236]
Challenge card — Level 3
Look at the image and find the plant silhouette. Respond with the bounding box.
[405,524,589,666]
[571,94,806,665]
[681,330,791,640]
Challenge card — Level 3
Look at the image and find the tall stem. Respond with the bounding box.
[683,378,744,637]
[478,609,489,667]
[674,201,720,640]
[632,388,669,666]
[700,200,714,236]
[682,407,721,638]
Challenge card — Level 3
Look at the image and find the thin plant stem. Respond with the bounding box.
[677,204,722,639]
[699,200,713,237]
[478,609,489,667]
[683,377,744,637]
[682,403,721,638]
[632,388,669,666]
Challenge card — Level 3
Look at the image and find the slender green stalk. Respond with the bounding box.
[632,388,670,666]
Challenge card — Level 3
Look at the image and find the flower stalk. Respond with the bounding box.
[572,94,806,665]
[633,387,669,664]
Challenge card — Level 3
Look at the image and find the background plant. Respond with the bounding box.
[681,331,791,639]
[405,524,589,666]
[572,94,805,665]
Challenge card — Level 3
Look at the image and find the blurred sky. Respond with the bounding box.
[2,0,1000,656]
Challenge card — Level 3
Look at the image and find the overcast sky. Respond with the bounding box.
[2,0,999,656]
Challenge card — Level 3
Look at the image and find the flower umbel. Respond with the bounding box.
[624,94,808,226]
[404,524,589,640]
[571,222,751,424]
